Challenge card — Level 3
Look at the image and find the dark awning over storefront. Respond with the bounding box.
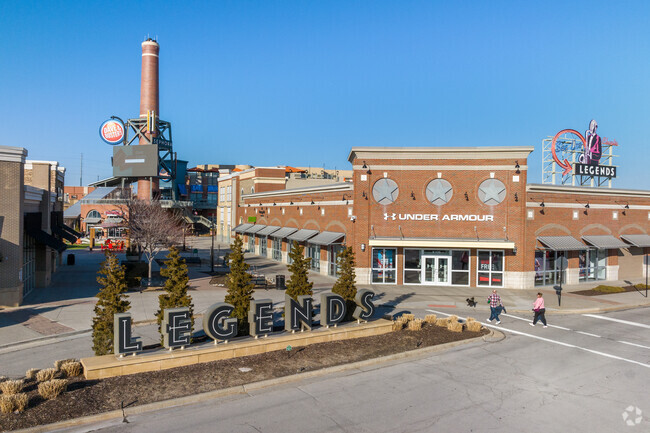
[256,226,281,236]
[26,227,66,252]
[233,223,254,233]
[307,231,345,246]
[51,225,77,243]
[270,227,298,238]
[287,229,319,242]
[537,236,587,251]
[582,235,629,249]
[620,234,650,248]
[244,225,267,234]
[63,224,82,239]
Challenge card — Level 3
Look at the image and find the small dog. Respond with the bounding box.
[466,297,477,308]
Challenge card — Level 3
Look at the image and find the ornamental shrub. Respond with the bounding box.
[285,241,313,300]
[156,246,194,343]
[224,236,255,336]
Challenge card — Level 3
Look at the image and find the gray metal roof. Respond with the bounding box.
[287,229,319,242]
[233,223,253,233]
[582,235,628,249]
[63,187,118,218]
[620,234,650,248]
[245,225,267,234]
[537,236,587,251]
[256,226,281,236]
[270,227,298,238]
[307,231,345,246]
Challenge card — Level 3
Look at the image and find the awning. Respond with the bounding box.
[582,235,628,249]
[620,234,650,248]
[244,225,267,234]
[84,217,102,224]
[537,236,587,251]
[26,228,66,252]
[368,237,515,249]
[307,231,346,246]
[256,226,281,236]
[63,224,82,238]
[270,227,298,238]
[51,225,77,243]
[233,223,254,233]
[287,229,319,242]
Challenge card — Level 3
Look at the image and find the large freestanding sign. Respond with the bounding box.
[113,290,376,356]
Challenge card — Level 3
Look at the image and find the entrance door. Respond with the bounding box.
[422,256,450,284]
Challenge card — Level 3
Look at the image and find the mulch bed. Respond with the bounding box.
[571,285,648,296]
[0,323,487,431]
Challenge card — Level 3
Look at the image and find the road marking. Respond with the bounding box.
[582,314,650,329]
[501,313,571,330]
[617,341,650,350]
[427,304,457,308]
[576,331,601,338]
[427,309,650,370]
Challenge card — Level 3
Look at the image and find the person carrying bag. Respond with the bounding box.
[529,292,547,328]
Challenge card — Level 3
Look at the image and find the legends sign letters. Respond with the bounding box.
[113,290,376,356]
[574,163,616,178]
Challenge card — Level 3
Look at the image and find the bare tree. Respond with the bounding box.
[123,199,185,282]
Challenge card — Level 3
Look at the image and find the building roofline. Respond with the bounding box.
[243,182,353,199]
[348,146,535,162]
[0,146,28,163]
[526,183,650,198]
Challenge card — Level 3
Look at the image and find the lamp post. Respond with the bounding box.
[211,223,215,273]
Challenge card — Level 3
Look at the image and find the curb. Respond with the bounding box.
[13,330,495,433]
[0,330,91,351]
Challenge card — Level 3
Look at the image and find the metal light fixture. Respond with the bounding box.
[515,161,521,174]
[540,200,545,207]
[362,161,367,169]
[411,191,416,200]
[311,200,315,205]
[362,191,368,200]
[464,192,469,201]
[273,202,276,206]
[290,200,294,205]
[585,202,590,209]
[360,243,366,252]
[514,193,518,202]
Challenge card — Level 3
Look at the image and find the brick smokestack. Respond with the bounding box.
[138,39,160,200]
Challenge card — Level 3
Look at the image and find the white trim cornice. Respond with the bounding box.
[0,146,27,163]
[527,183,650,198]
[348,146,535,162]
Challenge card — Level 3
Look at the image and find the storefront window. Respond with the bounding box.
[272,237,282,261]
[259,236,267,256]
[404,249,421,284]
[308,244,320,271]
[477,250,504,287]
[372,248,396,284]
[579,249,607,281]
[329,245,344,277]
[247,235,254,253]
[451,250,470,285]
[534,250,567,286]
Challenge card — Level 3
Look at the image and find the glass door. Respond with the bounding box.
[422,256,450,285]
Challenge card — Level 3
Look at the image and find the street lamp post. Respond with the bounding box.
[211,224,215,273]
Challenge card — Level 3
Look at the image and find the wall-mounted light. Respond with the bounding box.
[290,200,294,205]
[362,191,368,200]
[513,246,517,255]
[515,161,520,174]
[585,202,590,209]
[362,161,367,169]
[273,202,276,206]
[311,200,315,205]
[259,202,262,206]
[625,204,630,209]
[464,192,469,201]
[514,193,519,202]
[360,243,366,252]
[411,191,416,200]
[540,200,545,207]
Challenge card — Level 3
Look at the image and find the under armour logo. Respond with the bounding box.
[384,213,396,221]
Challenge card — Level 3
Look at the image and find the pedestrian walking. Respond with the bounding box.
[487,289,503,324]
[529,292,548,328]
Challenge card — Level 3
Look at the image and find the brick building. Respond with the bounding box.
[233,146,650,289]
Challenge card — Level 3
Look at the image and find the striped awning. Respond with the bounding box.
[620,234,650,248]
[270,227,298,238]
[233,223,253,233]
[537,236,587,251]
[582,235,628,249]
[244,225,267,234]
[287,229,319,242]
[256,226,281,236]
[307,231,345,246]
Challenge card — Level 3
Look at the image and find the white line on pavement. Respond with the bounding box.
[617,341,650,350]
[576,331,601,338]
[582,314,650,329]
[501,313,571,330]
[427,309,650,370]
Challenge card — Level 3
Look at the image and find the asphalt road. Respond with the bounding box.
[58,306,650,433]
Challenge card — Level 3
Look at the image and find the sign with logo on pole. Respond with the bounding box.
[99,118,125,145]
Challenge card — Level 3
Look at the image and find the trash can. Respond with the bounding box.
[67,254,75,266]
[275,274,285,290]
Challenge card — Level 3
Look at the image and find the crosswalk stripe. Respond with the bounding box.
[501,313,571,330]
[582,314,650,329]
[617,341,650,350]
[576,331,601,338]
[426,309,650,370]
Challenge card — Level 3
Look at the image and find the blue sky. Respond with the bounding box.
[1,0,649,188]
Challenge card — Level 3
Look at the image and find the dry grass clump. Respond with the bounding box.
[54,359,76,371]
[466,317,476,323]
[448,315,459,323]
[0,395,14,414]
[435,317,449,327]
[0,393,29,414]
[392,316,409,331]
[0,376,7,382]
[447,321,463,333]
[401,313,415,322]
[407,319,424,331]
[25,368,40,380]
[61,361,83,378]
[36,368,57,383]
[466,321,483,332]
[0,379,24,395]
[424,314,437,324]
[38,379,67,400]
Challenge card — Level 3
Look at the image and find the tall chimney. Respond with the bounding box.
[138,39,160,200]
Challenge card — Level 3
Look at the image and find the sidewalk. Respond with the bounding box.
[1,236,649,349]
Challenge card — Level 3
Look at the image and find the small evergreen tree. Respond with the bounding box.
[92,251,130,355]
[156,246,194,343]
[332,246,358,320]
[224,236,255,335]
[285,241,313,300]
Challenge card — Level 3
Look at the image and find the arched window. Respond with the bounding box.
[251,187,255,194]
[86,210,101,220]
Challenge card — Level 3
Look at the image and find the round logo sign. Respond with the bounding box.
[99,119,125,145]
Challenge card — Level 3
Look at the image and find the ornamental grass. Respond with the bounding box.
[38,379,67,400]
[448,315,459,323]
[407,318,424,331]
[54,359,76,371]
[25,368,39,380]
[434,318,449,327]
[401,313,415,322]
[36,368,57,383]
[0,380,23,395]
[60,361,83,378]
[447,321,463,333]
[466,321,483,332]
[424,314,437,324]
[0,393,29,413]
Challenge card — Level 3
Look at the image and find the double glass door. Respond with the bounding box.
[422,255,450,284]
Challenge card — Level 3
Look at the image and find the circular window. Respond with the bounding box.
[425,179,453,205]
[478,179,507,205]
[372,178,399,205]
